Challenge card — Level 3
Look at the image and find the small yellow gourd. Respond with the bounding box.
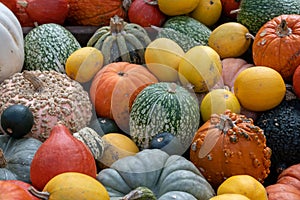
[157,0,200,16]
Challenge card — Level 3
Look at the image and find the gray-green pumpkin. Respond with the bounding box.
[24,23,81,73]
[129,82,200,153]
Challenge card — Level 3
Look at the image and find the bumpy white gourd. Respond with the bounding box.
[0,3,24,82]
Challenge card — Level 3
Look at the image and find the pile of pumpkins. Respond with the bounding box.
[1,0,300,199]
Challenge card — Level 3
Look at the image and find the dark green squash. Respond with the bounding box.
[87,15,151,65]
[256,96,300,185]
[1,104,34,138]
[0,135,42,183]
[89,117,120,136]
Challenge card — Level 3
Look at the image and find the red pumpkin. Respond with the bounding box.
[128,0,167,27]
[66,0,127,26]
[30,123,97,191]
[220,0,241,18]
[252,14,300,81]
[0,0,69,27]
[90,62,158,133]
[293,65,300,98]
[0,181,32,200]
[6,180,40,200]
[266,164,300,200]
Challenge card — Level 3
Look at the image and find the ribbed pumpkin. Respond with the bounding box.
[87,15,151,65]
[252,14,300,81]
[129,82,200,153]
[89,62,158,133]
[30,123,97,191]
[66,0,127,26]
[190,110,272,190]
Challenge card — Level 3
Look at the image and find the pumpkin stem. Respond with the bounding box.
[0,148,7,168]
[167,83,178,94]
[17,0,28,7]
[143,0,158,5]
[28,186,50,200]
[122,0,132,12]
[276,19,292,37]
[22,70,44,92]
[230,8,240,14]
[245,32,255,40]
[110,15,126,35]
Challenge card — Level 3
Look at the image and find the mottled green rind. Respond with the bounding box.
[24,23,81,73]
[237,0,300,34]
[129,82,200,150]
[158,16,211,52]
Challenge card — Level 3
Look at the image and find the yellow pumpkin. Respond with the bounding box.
[178,45,222,93]
[157,0,200,16]
[145,38,185,82]
[65,47,104,83]
[234,66,286,111]
[210,194,250,200]
[190,0,222,26]
[200,88,240,122]
[99,133,139,168]
[208,22,253,58]
[217,175,268,200]
[28,172,109,200]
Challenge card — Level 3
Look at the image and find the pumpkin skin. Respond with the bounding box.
[6,180,40,200]
[66,0,127,26]
[252,14,300,81]
[220,0,241,18]
[0,180,32,200]
[190,110,272,190]
[266,164,300,200]
[30,123,97,191]
[90,62,158,133]
[128,0,167,27]
[293,65,300,98]
[0,2,24,83]
[0,135,42,183]
[97,149,215,200]
[1,0,69,27]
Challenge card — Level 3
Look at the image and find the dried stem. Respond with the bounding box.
[22,70,44,92]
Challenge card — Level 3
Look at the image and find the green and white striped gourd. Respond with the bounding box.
[129,82,200,152]
[24,23,81,73]
[87,15,151,65]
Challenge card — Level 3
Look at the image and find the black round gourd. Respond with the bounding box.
[149,132,185,155]
[0,104,34,138]
[89,117,120,136]
[256,98,300,185]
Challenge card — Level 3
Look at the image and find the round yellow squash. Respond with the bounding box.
[157,0,200,16]
[217,175,268,200]
[190,0,222,26]
[200,88,240,122]
[234,66,286,112]
[178,45,222,93]
[210,194,250,200]
[145,38,185,82]
[29,172,110,200]
[65,46,104,83]
[208,22,253,58]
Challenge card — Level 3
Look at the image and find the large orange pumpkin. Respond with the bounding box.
[66,0,127,26]
[252,14,300,81]
[89,62,158,133]
[190,110,272,190]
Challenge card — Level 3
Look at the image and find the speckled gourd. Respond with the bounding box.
[0,70,92,142]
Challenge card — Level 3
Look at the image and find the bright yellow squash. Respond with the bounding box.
[208,22,253,58]
[210,194,251,200]
[157,0,200,16]
[65,47,104,83]
[190,0,222,26]
[145,38,185,82]
[234,66,286,112]
[217,175,268,200]
[178,45,222,93]
[200,88,240,122]
[29,172,110,200]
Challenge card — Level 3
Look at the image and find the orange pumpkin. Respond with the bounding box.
[252,14,300,81]
[293,65,300,98]
[0,181,32,200]
[266,164,300,200]
[190,110,272,190]
[66,0,127,26]
[89,62,158,133]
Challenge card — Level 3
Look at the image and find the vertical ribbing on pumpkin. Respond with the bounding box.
[0,149,6,168]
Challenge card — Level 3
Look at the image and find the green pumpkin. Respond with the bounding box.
[129,82,200,153]
[87,15,151,65]
[0,135,42,183]
[97,149,215,200]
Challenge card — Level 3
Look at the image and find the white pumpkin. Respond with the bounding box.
[0,3,24,82]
